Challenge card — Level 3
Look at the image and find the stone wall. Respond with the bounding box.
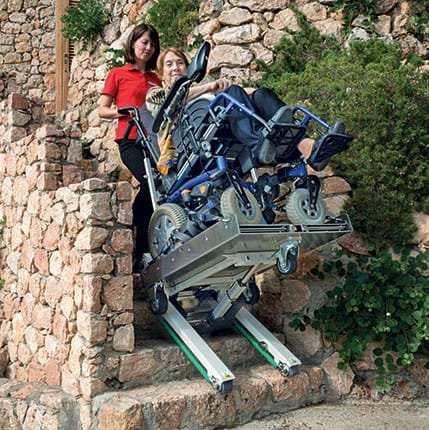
[0,94,140,400]
[0,0,56,115]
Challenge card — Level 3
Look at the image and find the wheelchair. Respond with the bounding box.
[119,42,353,261]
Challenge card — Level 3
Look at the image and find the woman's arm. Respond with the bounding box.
[98,94,124,119]
[187,79,232,101]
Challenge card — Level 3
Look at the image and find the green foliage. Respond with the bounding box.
[259,11,341,75]
[407,1,429,41]
[147,0,200,49]
[259,37,429,250]
[61,0,108,51]
[105,48,125,71]
[294,248,429,393]
[333,0,379,28]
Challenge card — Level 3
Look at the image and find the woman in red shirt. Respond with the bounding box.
[98,23,161,271]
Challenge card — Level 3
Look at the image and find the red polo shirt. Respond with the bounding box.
[102,64,161,140]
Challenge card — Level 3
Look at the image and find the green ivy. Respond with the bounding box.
[258,33,429,250]
[146,0,200,49]
[291,247,429,393]
[61,0,108,52]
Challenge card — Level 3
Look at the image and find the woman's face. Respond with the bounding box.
[132,31,156,65]
[162,51,188,87]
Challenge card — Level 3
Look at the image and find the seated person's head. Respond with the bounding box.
[157,48,189,87]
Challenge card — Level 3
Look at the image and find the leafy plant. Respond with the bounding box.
[105,48,125,71]
[407,0,429,41]
[292,247,429,393]
[61,0,108,51]
[259,36,429,250]
[146,0,200,49]
[333,0,379,28]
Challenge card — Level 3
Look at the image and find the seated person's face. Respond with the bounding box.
[162,51,188,87]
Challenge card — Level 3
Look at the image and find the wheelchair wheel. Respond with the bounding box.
[285,188,326,225]
[220,187,263,224]
[148,204,187,257]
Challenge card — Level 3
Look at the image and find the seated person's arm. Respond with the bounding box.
[187,78,232,101]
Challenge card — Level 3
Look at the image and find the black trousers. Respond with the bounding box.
[117,138,153,256]
[221,85,285,148]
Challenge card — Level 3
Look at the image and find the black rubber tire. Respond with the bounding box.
[285,188,326,225]
[276,248,298,275]
[243,282,260,305]
[220,187,263,224]
[148,203,187,257]
[218,380,233,394]
[149,287,168,315]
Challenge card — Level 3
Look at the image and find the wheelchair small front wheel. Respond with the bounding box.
[220,187,263,224]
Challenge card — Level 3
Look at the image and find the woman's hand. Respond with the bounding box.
[210,79,232,93]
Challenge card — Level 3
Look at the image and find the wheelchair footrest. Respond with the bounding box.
[307,132,353,171]
[266,123,306,148]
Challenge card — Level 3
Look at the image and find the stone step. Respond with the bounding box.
[93,364,326,430]
[118,332,283,389]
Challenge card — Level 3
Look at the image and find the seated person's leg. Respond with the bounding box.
[250,88,287,121]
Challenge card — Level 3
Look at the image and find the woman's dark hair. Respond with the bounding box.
[124,23,160,70]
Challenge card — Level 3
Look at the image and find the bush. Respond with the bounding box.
[259,37,429,250]
[291,248,429,393]
[61,0,108,51]
[147,0,199,49]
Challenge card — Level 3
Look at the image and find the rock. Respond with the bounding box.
[208,45,254,72]
[283,319,323,359]
[213,23,261,44]
[218,7,252,26]
[97,395,144,430]
[321,352,354,400]
[270,9,300,32]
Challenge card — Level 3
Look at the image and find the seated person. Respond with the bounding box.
[146,47,341,174]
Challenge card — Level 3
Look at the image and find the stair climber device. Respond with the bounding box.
[141,214,352,394]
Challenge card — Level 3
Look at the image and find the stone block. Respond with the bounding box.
[115,181,132,201]
[8,93,29,110]
[97,395,144,430]
[321,352,354,400]
[75,227,109,250]
[103,276,133,311]
[62,165,83,187]
[213,23,261,44]
[82,276,103,313]
[112,325,134,352]
[80,192,113,221]
[280,280,311,313]
[110,229,133,254]
[37,142,62,161]
[20,240,35,270]
[36,172,58,191]
[283,320,323,359]
[45,358,61,386]
[81,253,114,274]
[76,311,108,345]
[31,304,52,331]
[115,255,132,275]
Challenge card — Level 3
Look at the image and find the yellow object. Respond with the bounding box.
[156,122,177,175]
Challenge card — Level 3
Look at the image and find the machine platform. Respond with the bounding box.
[141,214,352,393]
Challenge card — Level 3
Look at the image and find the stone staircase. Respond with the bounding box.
[90,290,328,430]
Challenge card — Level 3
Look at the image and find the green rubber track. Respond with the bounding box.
[233,320,278,368]
[157,315,210,383]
